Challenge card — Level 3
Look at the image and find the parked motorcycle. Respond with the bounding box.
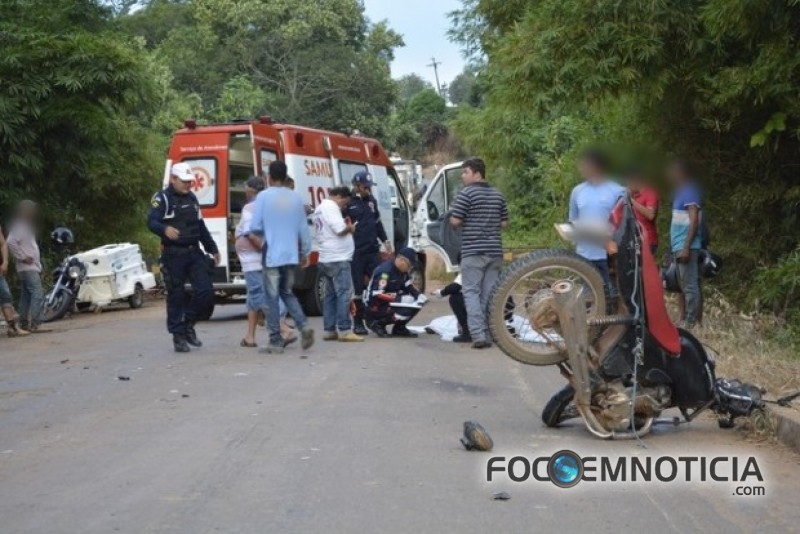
[488,195,763,439]
[42,228,86,322]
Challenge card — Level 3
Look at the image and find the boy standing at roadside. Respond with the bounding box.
[668,160,703,329]
[568,151,625,298]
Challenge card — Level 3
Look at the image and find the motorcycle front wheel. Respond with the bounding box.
[542,385,579,427]
[488,249,607,366]
[41,288,74,323]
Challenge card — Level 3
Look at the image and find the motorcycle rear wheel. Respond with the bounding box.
[42,288,74,323]
[488,249,607,366]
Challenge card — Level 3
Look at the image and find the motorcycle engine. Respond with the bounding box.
[594,380,672,432]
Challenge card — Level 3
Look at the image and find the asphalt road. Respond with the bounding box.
[1,299,798,533]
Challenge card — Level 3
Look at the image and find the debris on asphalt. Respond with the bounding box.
[460,420,494,451]
[60,359,69,364]
[492,492,511,501]
[181,394,189,398]
[83,366,89,370]
[117,376,131,381]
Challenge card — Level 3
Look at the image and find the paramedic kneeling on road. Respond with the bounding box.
[348,171,393,336]
[148,162,220,353]
[365,247,424,338]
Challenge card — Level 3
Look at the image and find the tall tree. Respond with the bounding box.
[118,0,403,139]
[0,0,161,248]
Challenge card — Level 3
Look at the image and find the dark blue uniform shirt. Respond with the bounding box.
[147,185,218,253]
[347,193,388,255]
[366,259,420,305]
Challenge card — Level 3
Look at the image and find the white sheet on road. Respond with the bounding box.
[410,315,560,343]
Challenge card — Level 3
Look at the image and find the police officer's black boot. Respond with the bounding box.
[354,318,369,336]
[185,322,202,348]
[353,302,369,336]
[173,334,191,353]
[367,320,391,338]
[391,321,418,338]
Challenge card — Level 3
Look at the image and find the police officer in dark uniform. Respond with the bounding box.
[147,162,220,352]
[347,171,393,335]
[364,247,424,338]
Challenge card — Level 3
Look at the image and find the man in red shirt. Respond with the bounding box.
[613,169,659,255]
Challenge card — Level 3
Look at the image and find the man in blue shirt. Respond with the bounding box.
[668,159,702,329]
[568,150,625,298]
[249,161,315,353]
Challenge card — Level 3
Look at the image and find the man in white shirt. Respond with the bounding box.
[314,187,362,342]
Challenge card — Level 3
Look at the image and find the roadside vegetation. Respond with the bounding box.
[446,0,800,354]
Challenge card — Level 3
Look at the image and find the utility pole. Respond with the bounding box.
[427,57,443,97]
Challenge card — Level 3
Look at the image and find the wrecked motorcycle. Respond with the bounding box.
[487,195,763,438]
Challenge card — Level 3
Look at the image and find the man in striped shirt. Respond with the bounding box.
[449,158,509,349]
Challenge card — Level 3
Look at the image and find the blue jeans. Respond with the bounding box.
[590,258,618,300]
[0,275,12,308]
[245,270,288,316]
[17,270,44,328]
[263,266,307,345]
[677,250,700,326]
[244,270,266,312]
[461,255,503,342]
[319,261,353,333]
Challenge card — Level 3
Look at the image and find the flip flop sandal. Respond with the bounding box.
[240,339,257,348]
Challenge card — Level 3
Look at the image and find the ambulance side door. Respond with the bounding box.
[367,163,394,250]
[415,162,464,271]
[250,123,282,178]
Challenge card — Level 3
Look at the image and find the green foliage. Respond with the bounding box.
[447,69,475,106]
[396,74,433,103]
[403,89,447,123]
[389,89,452,159]
[211,76,272,122]
[117,0,403,139]
[754,248,800,317]
[450,0,800,320]
[0,0,160,252]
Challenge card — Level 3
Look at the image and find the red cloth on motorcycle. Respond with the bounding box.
[610,204,681,354]
[641,236,681,354]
